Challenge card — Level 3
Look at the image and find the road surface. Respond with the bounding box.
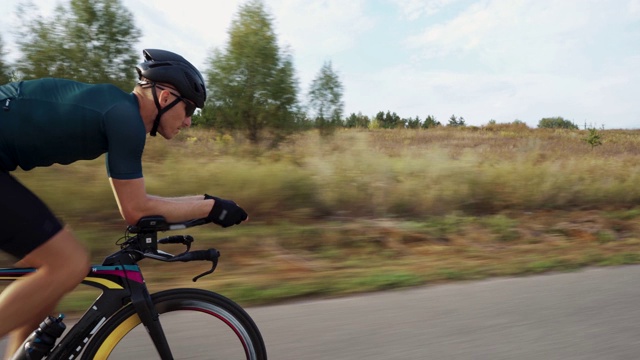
[2,265,640,359]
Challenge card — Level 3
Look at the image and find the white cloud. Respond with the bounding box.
[405,1,595,66]
[388,0,462,20]
[265,0,375,92]
[123,0,245,70]
[630,0,640,16]
[403,0,640,78]
[269,0,374,57]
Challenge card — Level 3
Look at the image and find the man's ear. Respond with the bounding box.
[159,89,170,105]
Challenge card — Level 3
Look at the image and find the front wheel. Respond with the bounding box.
[82,288,267,360]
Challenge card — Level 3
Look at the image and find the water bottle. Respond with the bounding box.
[11,314,66,360]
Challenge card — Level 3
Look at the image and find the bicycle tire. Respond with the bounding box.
[81,288,267,360]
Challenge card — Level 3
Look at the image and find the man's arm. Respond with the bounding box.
[148,194,206,203]
[109,177,213,225]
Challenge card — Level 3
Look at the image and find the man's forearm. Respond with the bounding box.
[147,194,207,202]
[142,195,214,223]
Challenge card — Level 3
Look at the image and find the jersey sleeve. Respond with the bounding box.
[103,101,146,180]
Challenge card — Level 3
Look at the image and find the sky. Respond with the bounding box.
[1,0,639,129]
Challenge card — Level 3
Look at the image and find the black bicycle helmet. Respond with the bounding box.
[136,49,206,136]
[136,49,206,108]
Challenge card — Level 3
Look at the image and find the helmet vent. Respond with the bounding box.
[184,71,199,93]
[149,62,170,68]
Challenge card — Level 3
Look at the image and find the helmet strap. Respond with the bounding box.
[149,83,182,137]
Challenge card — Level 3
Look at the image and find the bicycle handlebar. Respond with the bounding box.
[127,216,210,234]
[113,216,219,281]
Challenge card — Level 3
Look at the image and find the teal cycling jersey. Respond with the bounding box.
[0,78,146,179]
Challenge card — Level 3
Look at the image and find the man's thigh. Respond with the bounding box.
[0,171,63,260]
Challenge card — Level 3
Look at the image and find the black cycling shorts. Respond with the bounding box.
[0,171,63,259]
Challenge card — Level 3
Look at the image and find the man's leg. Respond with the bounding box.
[0,228,90,358]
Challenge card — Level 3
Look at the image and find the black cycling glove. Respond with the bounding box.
[205,194,248,228]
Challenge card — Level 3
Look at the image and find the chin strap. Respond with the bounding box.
[149,83,182,137]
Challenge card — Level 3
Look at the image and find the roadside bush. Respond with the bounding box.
[537,117,578,129]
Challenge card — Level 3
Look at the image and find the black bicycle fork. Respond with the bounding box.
[115,247,175,360]
[106,234,176,360]
[130,282,174,360]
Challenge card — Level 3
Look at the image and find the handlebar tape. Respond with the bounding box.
[158,235,194,245]
[170,249,219,262]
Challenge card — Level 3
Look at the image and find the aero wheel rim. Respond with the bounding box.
[182,305,256,359]
[92,300,257,359]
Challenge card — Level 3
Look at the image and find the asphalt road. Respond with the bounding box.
[2,265,640,359]
[252,265,640,360]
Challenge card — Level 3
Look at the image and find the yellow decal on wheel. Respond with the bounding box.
[93,314,141,359]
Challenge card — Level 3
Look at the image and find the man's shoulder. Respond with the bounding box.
[21,78,133,106]
[67,81,139,117]
[65,80,131,102]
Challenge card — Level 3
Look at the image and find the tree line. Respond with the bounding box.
[0,0,583,145]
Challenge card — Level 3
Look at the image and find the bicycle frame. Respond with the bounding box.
[0,216,220,360]
[1,260,172,359]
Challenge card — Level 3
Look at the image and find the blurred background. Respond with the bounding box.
[1,2,640,357]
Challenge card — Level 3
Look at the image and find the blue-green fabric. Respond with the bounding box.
[0,78,145,179]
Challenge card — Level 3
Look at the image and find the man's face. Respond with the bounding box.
[156,88,194,139]
[158,106,192,139]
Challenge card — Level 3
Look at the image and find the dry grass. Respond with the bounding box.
[4,126,640,312]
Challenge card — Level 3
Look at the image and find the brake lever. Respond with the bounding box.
[193,255,219,282]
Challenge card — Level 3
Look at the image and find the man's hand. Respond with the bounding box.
[206,195,248,228]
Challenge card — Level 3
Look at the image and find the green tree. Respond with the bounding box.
[583,127,603,149]
[374,111,384,127]
[0,35,12,84]
[537,116,578,129]
[345,112,370,128]
[406,116,421,129]
[377,111,403,129]
[308,61,344,136]
[204,0,298,144]
[421,115,441,129]
[15,0,140,90]
[447,114,466,127]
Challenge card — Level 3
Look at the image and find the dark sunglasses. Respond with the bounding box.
[155,85,197,117]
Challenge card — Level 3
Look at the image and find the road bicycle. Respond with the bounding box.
[0,216,267,359]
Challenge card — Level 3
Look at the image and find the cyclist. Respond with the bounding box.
[0,49,248,357]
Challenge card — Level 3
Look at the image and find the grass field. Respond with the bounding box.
[3,125,640,313]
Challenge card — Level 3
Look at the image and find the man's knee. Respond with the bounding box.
[56,246,91,287]
[21,228,91,288]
